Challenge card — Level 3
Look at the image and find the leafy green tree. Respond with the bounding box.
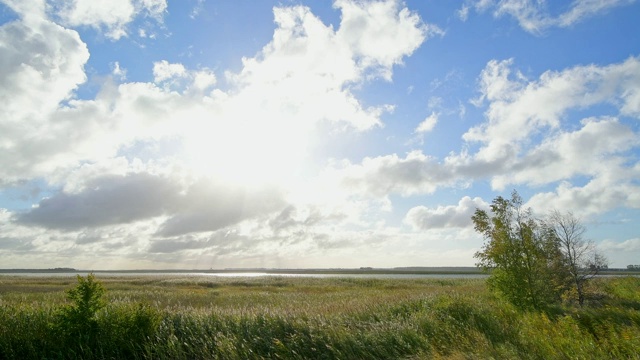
[472,191,561,309]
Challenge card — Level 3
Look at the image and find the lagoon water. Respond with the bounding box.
[1,271,490,279]
[3,271,635,279]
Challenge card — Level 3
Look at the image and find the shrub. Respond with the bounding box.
[55,274,106,340]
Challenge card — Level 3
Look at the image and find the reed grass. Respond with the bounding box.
[0,275,638,359]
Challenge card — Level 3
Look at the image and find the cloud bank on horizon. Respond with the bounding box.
[0,0,638,269]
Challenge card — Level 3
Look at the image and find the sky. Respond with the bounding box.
[0,0,639,270]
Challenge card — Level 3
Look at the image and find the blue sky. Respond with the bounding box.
[1,0,639,269]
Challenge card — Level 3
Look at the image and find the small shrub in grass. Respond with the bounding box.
[54,273,106,352]
[49,274,164,358]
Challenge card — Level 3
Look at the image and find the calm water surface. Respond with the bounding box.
[1,272,489,279]
[4,272,634,279]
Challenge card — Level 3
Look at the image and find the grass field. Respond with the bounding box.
[0,275,639,359]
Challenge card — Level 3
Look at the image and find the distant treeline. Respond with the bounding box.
[0,268,77,273]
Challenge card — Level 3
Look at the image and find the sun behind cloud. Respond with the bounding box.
[181,98,311,187]
[177,1,430,187]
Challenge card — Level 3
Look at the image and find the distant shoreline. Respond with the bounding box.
[0,267,481,275]
[1,267,638,276]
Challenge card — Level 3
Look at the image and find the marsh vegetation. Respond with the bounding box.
[0,274,638,359]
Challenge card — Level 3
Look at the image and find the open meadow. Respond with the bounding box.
[0,275,639,359]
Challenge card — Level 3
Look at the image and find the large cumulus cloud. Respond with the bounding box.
[333,57,640,216]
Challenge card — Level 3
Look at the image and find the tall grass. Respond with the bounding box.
[0,275,638,359]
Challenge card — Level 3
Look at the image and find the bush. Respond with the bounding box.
[55,274,106,346]
[51,273,161,358]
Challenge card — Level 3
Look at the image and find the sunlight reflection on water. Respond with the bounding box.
[1,272,491,279]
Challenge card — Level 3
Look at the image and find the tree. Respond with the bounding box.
[472,190,561,309]
[57,273,106,340]
[541,210,607,306]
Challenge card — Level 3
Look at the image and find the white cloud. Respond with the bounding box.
[152,64,217,91]
[599,238,640,252]
[457,4,470,21]
[1,0,46,20]
[558,0,636,27]
[525,178,640,217]
[0,15,88,116]
[0,0,431,186]
[492,0,550,33]
[491,117,639,189]
[136,0,167,20]
[404,196,489,230]
[460,0,636,34]
[335,0,441,80]
[0,15,89,182]
[112,61,127,80]
[415,112,438,133]
[338,151,455,197]
[192,69,217,90]
[190,0,205,19]
[466,57,640,163]
[49,0,167,40]
[0,73,199,182]
[0,0,440,259]
[152,60,187,83]
[462,58,640,216]
[329,57,640,207]
[229,1,432,132]
[598,238,640,267]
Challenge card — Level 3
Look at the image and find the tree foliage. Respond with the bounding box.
[473,191,608,309]
[472,191,561,309]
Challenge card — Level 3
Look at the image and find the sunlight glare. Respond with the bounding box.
[181,98,311,187]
